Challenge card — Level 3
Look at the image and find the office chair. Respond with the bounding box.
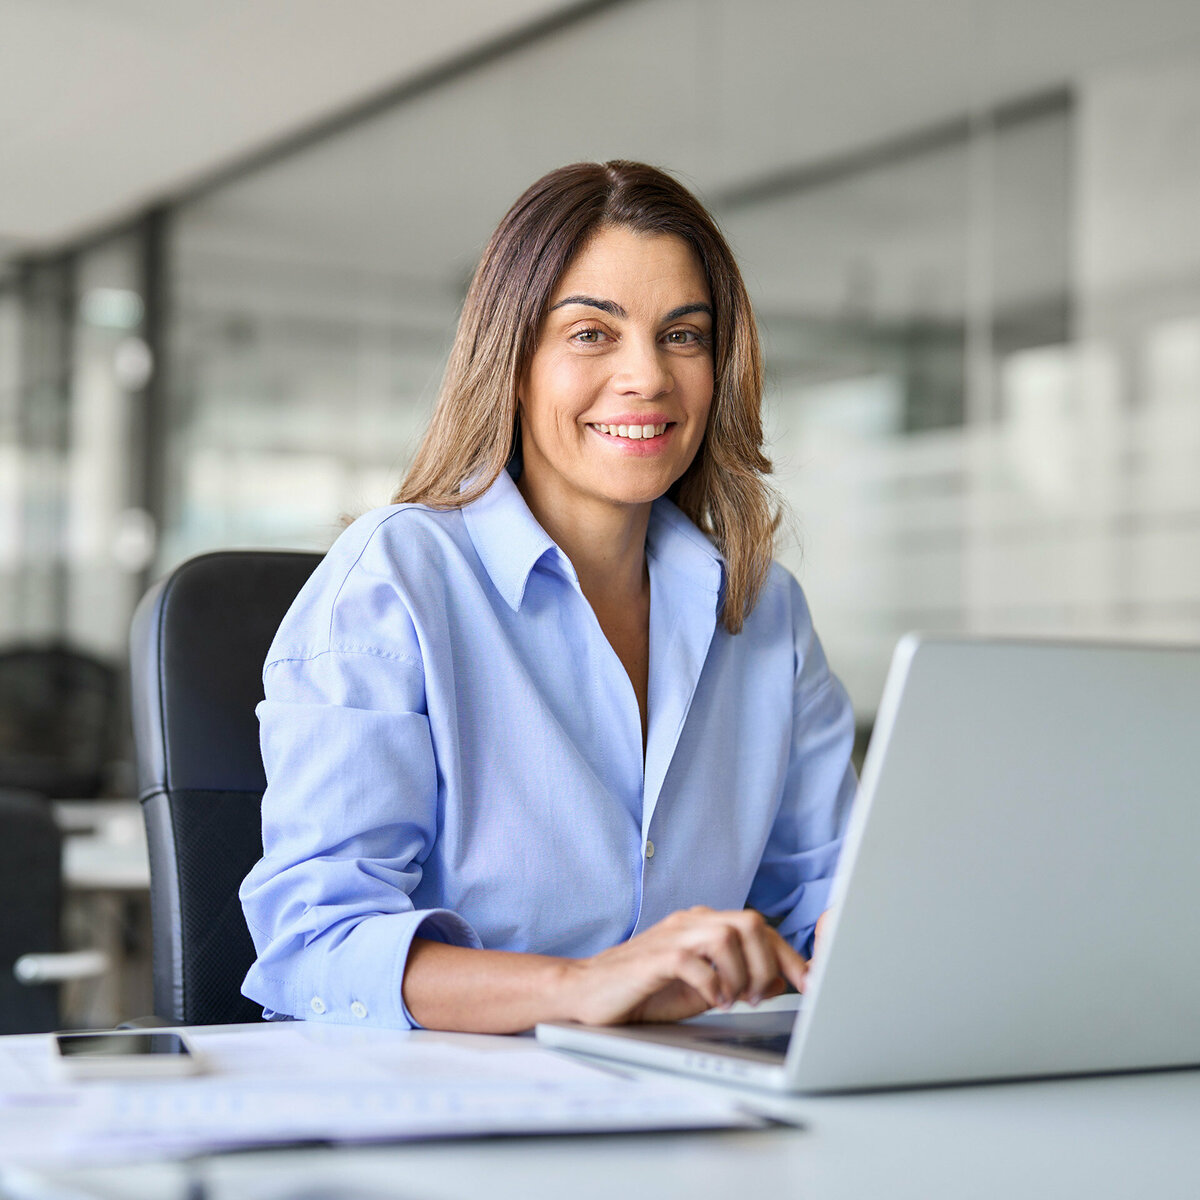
[0,643,119,799]
[129,550,321,1025]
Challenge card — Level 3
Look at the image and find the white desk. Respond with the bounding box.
[5,1022,1199,1200]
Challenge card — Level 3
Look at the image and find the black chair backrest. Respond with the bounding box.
[0,644,118,799]
[0,790,62,1033]
[130,550,321,1025]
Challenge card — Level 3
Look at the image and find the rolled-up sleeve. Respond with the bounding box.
[239,639,480,1028]
[746,587,857,957]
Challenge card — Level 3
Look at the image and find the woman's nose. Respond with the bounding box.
[612,336,673,398]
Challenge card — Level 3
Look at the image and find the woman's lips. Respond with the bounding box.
[587,421,675,455]
[589,421,668,440]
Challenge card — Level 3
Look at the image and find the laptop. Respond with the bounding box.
[537,634,1200,1092]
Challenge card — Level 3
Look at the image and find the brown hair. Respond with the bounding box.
[396,160,777,633]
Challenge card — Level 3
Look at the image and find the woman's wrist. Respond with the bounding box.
[543,955,590,1024]
[403,938,583,1033]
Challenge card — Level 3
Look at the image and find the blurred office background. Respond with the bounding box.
[2,0,1199,1023]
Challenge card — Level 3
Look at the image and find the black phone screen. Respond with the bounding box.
[55,1031,192,1058]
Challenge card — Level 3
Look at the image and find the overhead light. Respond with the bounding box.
[81,287,143,330]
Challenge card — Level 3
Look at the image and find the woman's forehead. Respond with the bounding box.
[551,226,709,311]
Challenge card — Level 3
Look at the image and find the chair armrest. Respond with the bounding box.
[13,949,109,985]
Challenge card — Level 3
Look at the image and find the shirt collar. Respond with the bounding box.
[646,495,726,613]
[462,467,727,614]
[462,467,563,611]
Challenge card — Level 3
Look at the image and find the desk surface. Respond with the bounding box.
[6,1022,1199,1200]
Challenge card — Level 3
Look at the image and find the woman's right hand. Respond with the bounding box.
[561,906,809,1026]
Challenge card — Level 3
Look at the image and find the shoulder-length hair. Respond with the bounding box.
[396,160,777,634]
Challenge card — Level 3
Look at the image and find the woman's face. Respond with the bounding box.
[517,224,714,524]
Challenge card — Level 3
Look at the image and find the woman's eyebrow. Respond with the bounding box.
[664,303,713,321]
[549,295,627,318]
[548,297,713,322]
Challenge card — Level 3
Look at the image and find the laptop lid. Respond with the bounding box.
[786,634,1200,1091]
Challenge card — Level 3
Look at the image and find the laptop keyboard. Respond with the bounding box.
[682,1028,792,1057]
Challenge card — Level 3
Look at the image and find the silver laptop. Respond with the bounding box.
[537,634,1200,1092]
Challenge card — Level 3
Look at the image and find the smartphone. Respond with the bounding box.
[51,1030,204,1080]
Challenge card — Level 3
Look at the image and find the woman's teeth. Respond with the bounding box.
[592,423,668,440]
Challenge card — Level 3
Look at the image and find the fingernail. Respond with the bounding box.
[747,994,761,1007]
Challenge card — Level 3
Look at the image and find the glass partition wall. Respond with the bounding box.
[7,0,1200,726]
[5,237,151,658]
[0,273,33,643]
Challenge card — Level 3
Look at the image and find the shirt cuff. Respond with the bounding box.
[396,909,483,1030]
[243,906,481,1029]
[776,877,836,958]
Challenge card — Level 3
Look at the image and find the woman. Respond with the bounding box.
[240,161,856,1033]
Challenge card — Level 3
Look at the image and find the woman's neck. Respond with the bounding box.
[516,475,651,610]
[517,471,654,752]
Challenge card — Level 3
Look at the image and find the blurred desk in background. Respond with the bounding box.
[52,800,152,1025]
[55,800,150,891]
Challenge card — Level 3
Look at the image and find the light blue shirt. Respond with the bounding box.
[240,468,856,1028]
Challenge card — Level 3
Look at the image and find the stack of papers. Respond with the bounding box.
[0,1024,763,1168]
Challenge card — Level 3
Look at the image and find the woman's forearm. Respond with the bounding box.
[401,907,811,1033]
[401,937,580,1033]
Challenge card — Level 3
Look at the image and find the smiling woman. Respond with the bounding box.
[521,227,713,516]
[239,162,857,1034]
[399,160,774,636]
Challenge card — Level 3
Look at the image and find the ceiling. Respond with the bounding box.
[0,0,583,254]
[4,0,1200,273]
[162,0,1200,327]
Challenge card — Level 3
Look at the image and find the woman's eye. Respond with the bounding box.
[572,328,607,344]
[664,329,703,346]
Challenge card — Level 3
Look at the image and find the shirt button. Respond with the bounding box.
[645,840,655,859]
[310,996,327,1015]
[350,1001,368,1019]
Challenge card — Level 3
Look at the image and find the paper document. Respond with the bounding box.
[0,1023,762,1168]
